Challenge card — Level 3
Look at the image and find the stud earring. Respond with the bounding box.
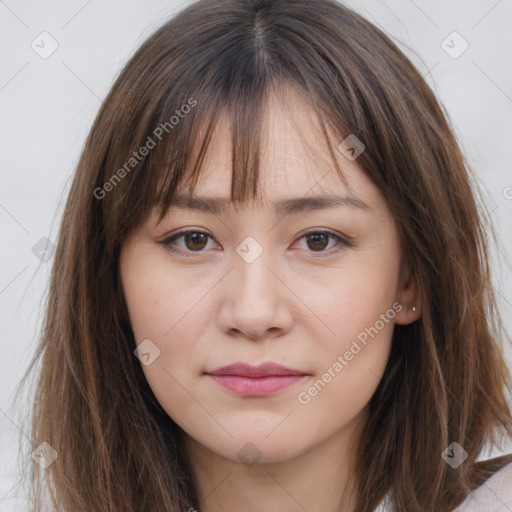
[412,306,416,312]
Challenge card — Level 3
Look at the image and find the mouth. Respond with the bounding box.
[205,362,309,397]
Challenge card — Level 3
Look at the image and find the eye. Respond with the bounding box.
[293,230,350,254]
[160,229,350,257]
[162,230,216,256]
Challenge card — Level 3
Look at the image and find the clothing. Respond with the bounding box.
[373,462,512,511]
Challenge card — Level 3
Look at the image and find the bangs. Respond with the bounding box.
[104,78,354,251]
[97,0,391,255]
[151,80,353,225]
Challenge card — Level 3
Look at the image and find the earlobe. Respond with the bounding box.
[393,264,421,325]
[393,303,421,325]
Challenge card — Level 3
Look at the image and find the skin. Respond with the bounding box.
[119,87,421,512]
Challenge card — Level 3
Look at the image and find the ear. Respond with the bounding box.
[393,259,421,325]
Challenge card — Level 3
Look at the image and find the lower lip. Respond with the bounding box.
[207,374,306,396]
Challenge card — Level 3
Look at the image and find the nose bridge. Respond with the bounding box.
[219,233,290,339]
[233,233,276,306]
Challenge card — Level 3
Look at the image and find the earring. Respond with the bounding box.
[412,306,416,312]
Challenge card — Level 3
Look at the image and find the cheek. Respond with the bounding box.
[293,251,399,418]
[302,257,399,355]
[121,256,218,380]
[122,257,210,344]
[121,262,213,433]
[299,277,396,390]
[293,282,397,442]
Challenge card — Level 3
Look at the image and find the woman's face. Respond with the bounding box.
[119,90,419,466]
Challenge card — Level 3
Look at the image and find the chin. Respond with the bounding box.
[199,431,310,466]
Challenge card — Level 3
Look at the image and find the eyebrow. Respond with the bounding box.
[162,192,371,216]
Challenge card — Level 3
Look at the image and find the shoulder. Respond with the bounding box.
[454,461,512,511]
[373,459,512,512]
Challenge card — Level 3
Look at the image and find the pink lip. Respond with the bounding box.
[206,363,308,397]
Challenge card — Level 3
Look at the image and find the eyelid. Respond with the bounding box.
[159,228,352,257]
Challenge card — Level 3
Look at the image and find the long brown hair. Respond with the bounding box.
[13,0,512,510]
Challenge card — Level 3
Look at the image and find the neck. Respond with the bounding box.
[182,409,366,512]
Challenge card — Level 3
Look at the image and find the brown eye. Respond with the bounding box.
[161,229,349,258]
[296,230,349,254]
[305,232,329,251]
[182,232,209,251]
[162,230,214,255]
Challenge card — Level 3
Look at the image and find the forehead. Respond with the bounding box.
[175,87,379,209]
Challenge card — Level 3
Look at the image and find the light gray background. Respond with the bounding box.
[1,0,512,509]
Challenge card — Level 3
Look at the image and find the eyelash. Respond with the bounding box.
[160,229,350,258]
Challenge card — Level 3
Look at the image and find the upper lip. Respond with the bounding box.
[206,363,308,377]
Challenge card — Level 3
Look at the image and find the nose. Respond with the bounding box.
[216,248,294,341]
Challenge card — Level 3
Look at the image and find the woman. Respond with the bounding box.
[16,0,512,510]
